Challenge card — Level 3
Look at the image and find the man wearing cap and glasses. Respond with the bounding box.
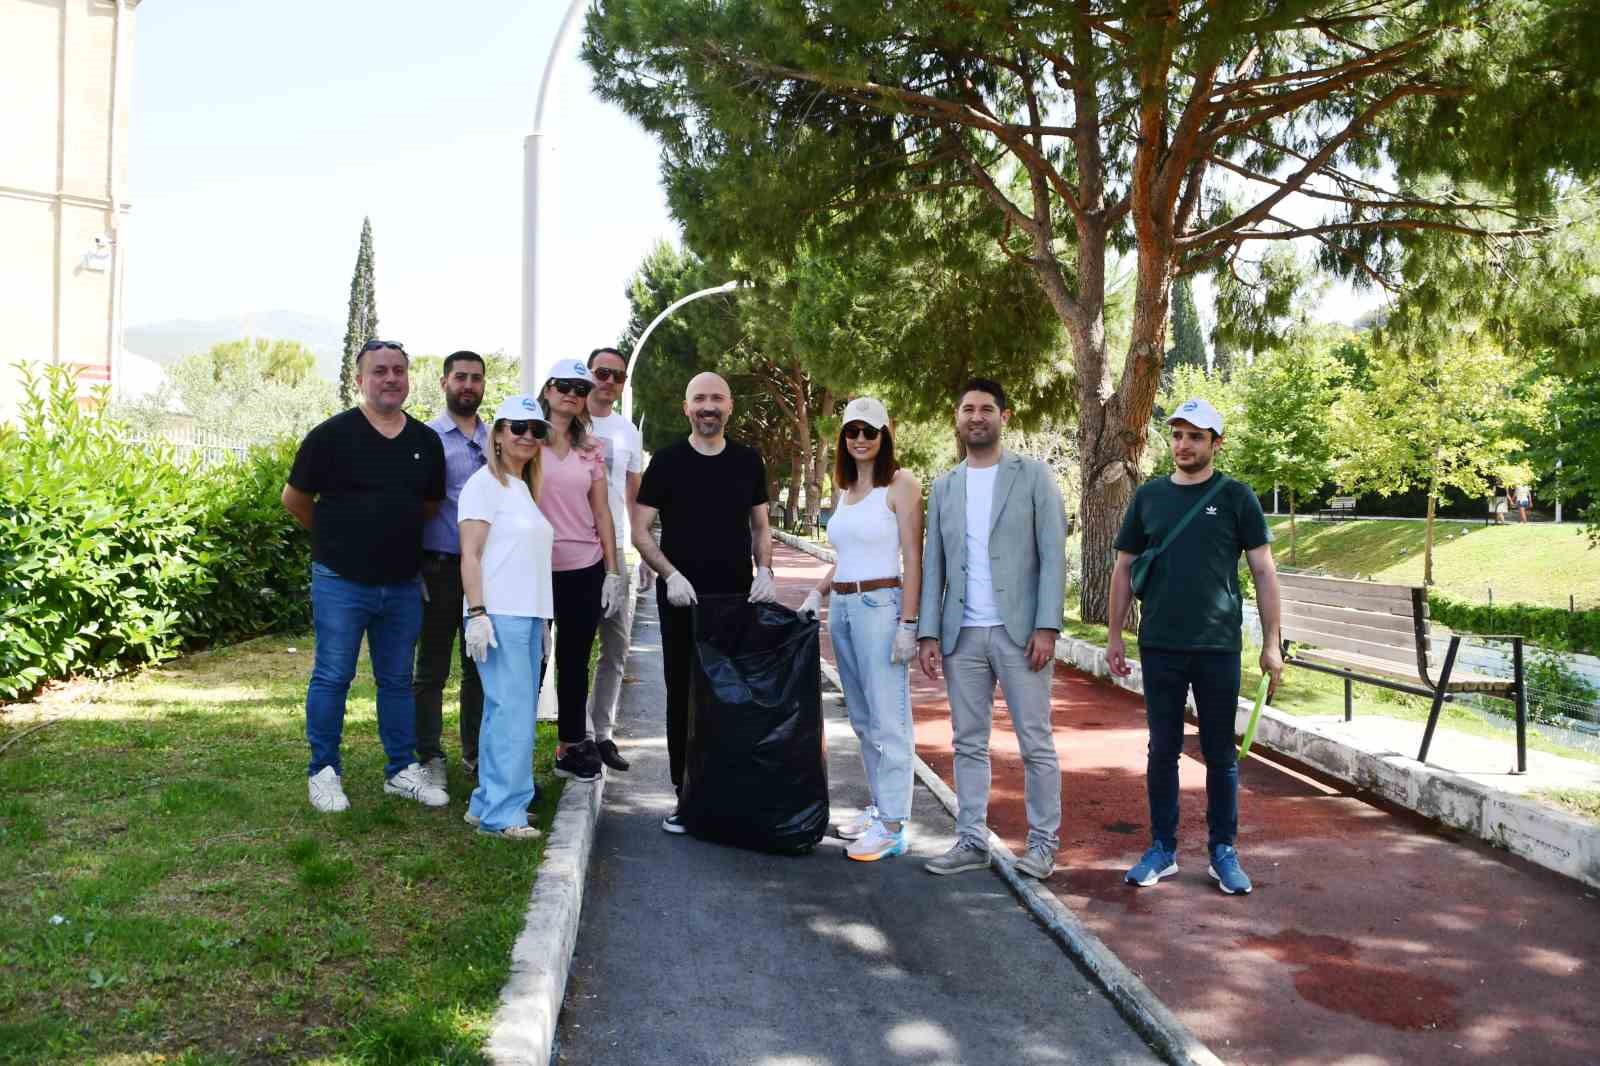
[583,347,643,772]
[414,350,490,788]
[282,340,448,813]
[1108,397,1283,895]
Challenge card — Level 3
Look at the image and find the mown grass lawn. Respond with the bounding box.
[1266,517,1599,610]
[0,632,563,1065]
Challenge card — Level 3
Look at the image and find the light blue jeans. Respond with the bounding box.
[468,615,545,832]
[831,587,914,823]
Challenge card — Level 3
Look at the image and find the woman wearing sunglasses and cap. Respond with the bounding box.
[797,397,923,862]
[459,395,555,840]
[537,358,626,782]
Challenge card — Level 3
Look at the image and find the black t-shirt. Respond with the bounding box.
[636,438,769,594]
[288,407,446,585]
[1113,471,1271,652]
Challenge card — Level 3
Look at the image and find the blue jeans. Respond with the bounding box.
[831,587,914,823]
[468,615,544,831]
[1139,647,1240,851]
[306,562,423,779]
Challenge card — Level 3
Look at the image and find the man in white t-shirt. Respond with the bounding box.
[584,346,644,771]
[916,377,1068,880]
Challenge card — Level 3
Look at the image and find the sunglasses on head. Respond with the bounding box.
[591,367,626,384]
[551,379,593,398]
[504,420,549,440]
[843,423,881,441]
[360,339,404,353]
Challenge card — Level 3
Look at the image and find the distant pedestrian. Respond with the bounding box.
[281,340,446,813]
[1108,397,1283,895]
[631,371,777,835]
[1515,485,1532,523]
[917,378,1067,880]
[584,346,644,773]
[414,350,489,786]
[797,397,922,862]
[460,395,554,841]
[537,359,626,784]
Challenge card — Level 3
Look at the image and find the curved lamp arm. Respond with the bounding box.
[621,280,742,423]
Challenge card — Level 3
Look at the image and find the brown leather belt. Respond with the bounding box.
[832,577,901,595]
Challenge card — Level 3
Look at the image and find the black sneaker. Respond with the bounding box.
[661,810,687,834]
[596,739,630,772]
[554,743,601,782]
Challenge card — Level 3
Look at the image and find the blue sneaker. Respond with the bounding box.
[1125,843,1178,887]
[1208,844,1252,895]
[846,821,907,862]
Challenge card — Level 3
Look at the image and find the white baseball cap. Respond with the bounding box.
[841,396,891,431]
[1167,397,1224,436]
[493,394,547,424]
[544,358,596,384]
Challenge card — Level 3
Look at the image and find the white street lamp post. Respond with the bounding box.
[521,0,587,393]
[621,280,742,422]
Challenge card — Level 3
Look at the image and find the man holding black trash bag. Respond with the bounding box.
[630,371,779,835]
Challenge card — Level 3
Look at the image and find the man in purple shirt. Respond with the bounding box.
[414,350,489,785]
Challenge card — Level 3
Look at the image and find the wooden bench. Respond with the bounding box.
[1277,572,1530,772]
[1317,496,1357,521]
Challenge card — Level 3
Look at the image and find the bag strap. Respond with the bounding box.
[1147,474,1230,562]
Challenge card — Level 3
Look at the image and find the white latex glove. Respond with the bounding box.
[464,614,497,663]
[601,572,627,618]
[890,622,918,665]
[665,569,698,606]
[797,588,823,621]
[748,566,779,604]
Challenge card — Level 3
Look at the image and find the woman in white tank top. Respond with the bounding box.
[797,397,923,863]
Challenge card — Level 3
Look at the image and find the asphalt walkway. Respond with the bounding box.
[553,588,1160,1066]
[768,542,1599,1066]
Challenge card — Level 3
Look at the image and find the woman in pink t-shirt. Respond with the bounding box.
[538,359,627,781]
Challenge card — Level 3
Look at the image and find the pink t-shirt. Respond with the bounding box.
[539,441,606,572]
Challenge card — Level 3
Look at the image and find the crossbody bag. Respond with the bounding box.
[1129,475,1230,599]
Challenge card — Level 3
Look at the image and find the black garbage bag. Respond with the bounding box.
[680,595,828,854]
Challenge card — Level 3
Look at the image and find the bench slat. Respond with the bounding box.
[1281,600,1418,638]
[1294,648,1513,694]
[1282,620,1424,669]
[1278,573,1417,615]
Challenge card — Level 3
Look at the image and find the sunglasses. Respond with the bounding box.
[591,367,627,384]
[504,420,549,440]
[360,339,405,353]
[843,423,881,441]
[551,380,593,398]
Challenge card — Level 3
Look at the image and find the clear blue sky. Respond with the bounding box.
[126,0,677,375]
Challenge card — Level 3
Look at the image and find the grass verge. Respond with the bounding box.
[0,632,563,1065]
[1531,788,1600,824]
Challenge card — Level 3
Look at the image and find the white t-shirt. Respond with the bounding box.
[587,410,643,548]
[457,466,554,619]
[962,463,1003,628]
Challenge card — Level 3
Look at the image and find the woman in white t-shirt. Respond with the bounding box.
[797,397,924,863]
[459,395,556,840]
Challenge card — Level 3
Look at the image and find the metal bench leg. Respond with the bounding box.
[1513,637,1527,774]
[1344,676,1353,722]
[1417,636,1461,765]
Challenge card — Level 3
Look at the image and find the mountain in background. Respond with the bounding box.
[126,311,344,381]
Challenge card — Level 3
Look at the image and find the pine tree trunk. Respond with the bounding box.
[1424,486,1437,587]
[786,454,803,527]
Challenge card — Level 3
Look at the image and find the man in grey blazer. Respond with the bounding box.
[917,377,1068,879]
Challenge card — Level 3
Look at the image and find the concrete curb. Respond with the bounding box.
[779,527,1600,891]
[484,594,644,1064]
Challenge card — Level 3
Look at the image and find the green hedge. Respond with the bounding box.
[1429,593,1600,656]
[0,365,310,700]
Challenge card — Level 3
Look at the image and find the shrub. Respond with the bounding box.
[1524,648,1599,725]
[1428,593,1600,657]
[0,365,312,700]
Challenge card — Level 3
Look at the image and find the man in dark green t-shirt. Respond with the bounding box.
[1107,397,1282,895]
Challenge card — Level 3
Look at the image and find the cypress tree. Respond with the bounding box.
[1165,278,1206,374]
[339,217,378,407]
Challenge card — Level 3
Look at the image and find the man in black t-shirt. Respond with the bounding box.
[1106,397,1282,895]
[631,371,777,833]
[281,340,447,814]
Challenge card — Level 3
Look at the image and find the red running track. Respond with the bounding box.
[773,542,1598,1066]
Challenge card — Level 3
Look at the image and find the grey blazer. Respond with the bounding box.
[917,451,1068,655]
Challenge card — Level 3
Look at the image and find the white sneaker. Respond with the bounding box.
[308,766,350,813]
[836,805,879,840]
[384,762,448,807]
[420,756,448,789]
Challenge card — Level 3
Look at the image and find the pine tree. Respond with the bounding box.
[1165,279,1206,375]
[339,217,378,408]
